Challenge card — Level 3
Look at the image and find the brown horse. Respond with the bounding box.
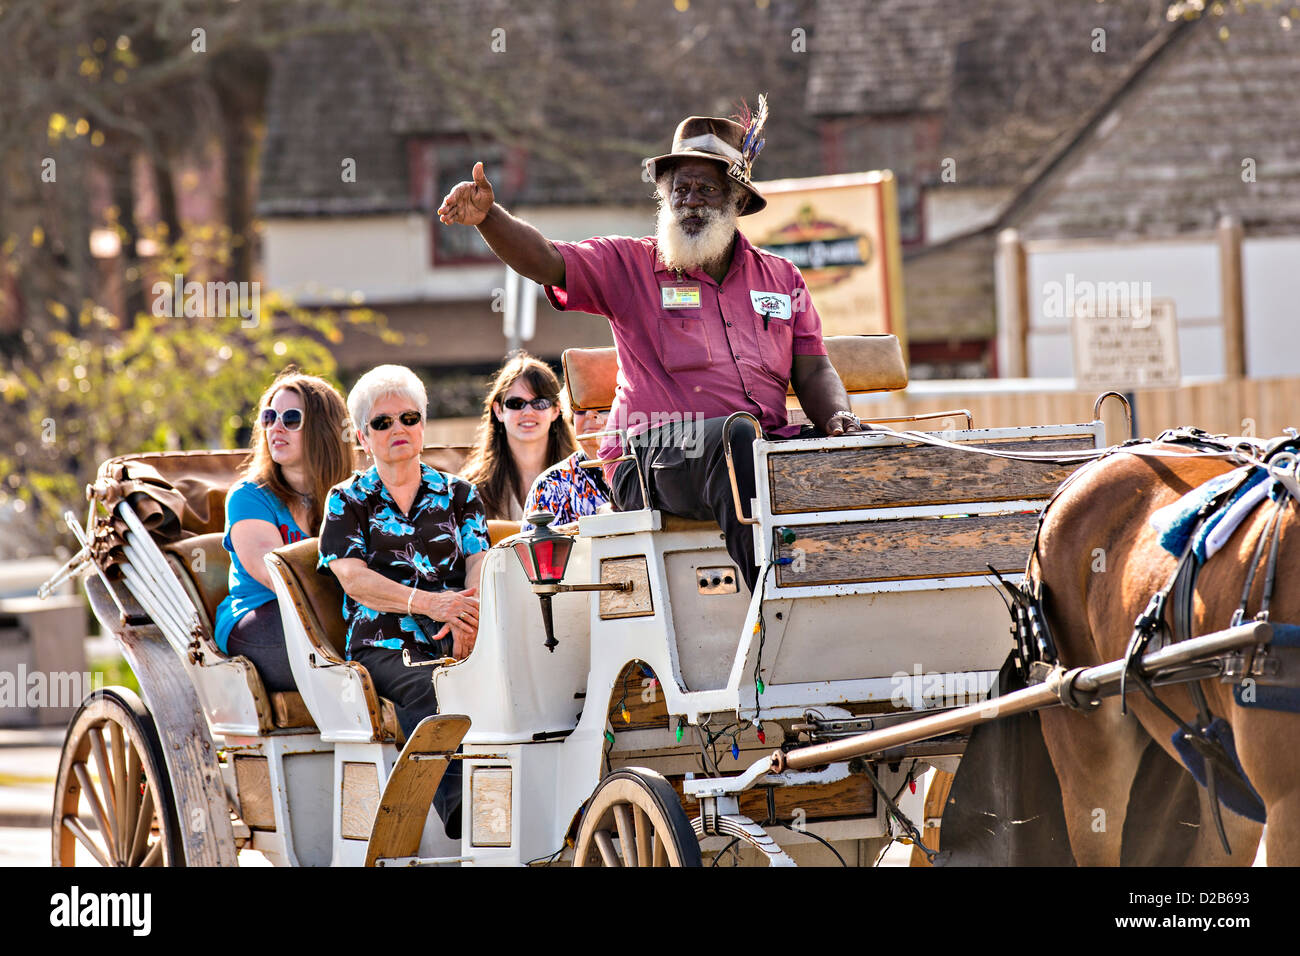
[1030,445,1300,866]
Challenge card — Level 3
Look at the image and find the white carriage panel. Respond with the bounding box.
[662,547,751,692]
[436,541,592,744]
[330,741,397,867]
[194,661,272,737]
[458,743,567,866]
[280,747,335,867]
[269,568,380,744]
[762,588,1012,687]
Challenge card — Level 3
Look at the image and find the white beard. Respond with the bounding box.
[655,197,739,274]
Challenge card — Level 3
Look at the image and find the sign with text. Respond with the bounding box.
[740,171,906,345]
[1072,297,1180,389]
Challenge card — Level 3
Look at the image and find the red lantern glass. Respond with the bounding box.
[513,512,573,585]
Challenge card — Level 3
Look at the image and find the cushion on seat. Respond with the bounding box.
[563,334,908,412]
[271,537,348,661]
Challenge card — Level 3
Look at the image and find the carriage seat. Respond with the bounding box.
[162,533,317,731]
[487,520,521,546]
[267,538,412,745]
[562,333,908,412]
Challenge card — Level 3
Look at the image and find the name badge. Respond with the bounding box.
[750,291,792,320]
[661,285,701,309]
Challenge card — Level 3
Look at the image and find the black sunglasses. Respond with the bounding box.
[260,407,304,431]
[502,396,556,411]
[368,410,423,431]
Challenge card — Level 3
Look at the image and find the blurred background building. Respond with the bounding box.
[4,0,1300,556]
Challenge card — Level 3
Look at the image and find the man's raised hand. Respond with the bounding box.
[437,161,495,226]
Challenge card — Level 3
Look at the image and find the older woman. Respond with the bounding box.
[318,364,488,839]
[214,369,352,692]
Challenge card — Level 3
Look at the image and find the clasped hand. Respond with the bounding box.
[422,587,480,659]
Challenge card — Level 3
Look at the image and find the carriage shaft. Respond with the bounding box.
[774,621,1272,773]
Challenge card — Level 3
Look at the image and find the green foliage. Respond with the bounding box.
[0,233,398,556]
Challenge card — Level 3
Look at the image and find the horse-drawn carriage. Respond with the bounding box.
[40,334,1291,867]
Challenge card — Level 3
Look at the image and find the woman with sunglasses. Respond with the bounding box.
[318,364,489,839]
[213,369,352,692]
[460,351,577,520]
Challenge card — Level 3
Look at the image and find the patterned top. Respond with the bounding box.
[317,464,490,657]
[521,449,611,532]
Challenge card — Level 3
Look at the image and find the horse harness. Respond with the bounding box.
[988,427,1300,851]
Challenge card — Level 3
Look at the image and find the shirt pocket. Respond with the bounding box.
[757,315,794,381]
[658,313,715,372]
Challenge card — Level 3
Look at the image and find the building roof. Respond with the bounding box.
[257,0,821,217]
[259,30,414,217]
[1005,5,1300,239]
[808,0,1172,186]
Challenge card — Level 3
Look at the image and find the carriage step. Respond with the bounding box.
[363,714,471,868]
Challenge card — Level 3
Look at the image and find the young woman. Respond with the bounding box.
[460,352,577,520]
[213,369,352,692]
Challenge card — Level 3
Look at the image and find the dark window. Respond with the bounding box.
[428,142,506,265]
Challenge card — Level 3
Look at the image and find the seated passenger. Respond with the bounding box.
[521,397,610,531]
[318,364,488,839]
[460,352,576,521]
[214,369,352,692]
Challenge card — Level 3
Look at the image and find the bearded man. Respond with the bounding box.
[438,104,861,592]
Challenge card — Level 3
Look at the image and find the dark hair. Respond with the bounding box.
[239,367,353,531]
[460,353,576,518]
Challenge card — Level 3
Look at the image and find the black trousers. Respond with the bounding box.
[351,640,462,839]
[610,416,821,593]
[226,601,298,694]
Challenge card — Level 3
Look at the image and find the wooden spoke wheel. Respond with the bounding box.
[53,688,183,867]
[573,768,701,867]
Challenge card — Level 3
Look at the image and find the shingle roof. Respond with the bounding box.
[1007,6,1300,239]
[259,30,414,216]
[808,0,1172,186]
[258,0,822,216]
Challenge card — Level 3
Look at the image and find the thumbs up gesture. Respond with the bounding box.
[438,161,496,226]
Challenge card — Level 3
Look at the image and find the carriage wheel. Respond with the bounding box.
[573,768,702,867]
[52,688,183,867]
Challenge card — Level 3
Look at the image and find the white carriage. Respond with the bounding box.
[43,334,1115,867]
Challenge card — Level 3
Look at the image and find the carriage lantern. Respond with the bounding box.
[514,511,631,653]
[513,512,574,587]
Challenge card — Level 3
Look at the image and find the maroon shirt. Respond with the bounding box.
[544,233,827,481]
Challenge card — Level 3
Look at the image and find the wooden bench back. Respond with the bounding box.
[562,334,908,412]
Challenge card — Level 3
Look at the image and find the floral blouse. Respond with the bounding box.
[318,463,489,657]
[521,449,611,532]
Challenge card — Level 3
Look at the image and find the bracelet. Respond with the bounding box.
[406,585,418,617]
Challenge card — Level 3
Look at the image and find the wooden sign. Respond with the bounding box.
[741,172,906,346]
[1072,297,1179,390]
